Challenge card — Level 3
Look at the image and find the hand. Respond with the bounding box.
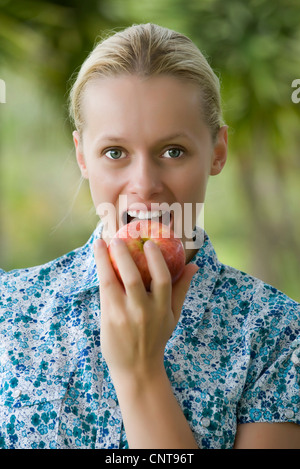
[93,237,198,381]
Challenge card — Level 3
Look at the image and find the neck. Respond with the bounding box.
[185,246,200,264]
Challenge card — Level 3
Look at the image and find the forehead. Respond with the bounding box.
[81,74,207,141]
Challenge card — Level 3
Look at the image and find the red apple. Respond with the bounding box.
[108,219,185,291]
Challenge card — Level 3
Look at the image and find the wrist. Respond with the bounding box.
[109,362,198,449]
[110,361,168,397]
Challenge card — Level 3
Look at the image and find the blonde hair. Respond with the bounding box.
[69,23,223,140]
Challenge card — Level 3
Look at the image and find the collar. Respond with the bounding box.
[177,229,222,335]
[60,222,103,296]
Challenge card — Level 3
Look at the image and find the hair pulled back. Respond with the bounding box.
[69,23,223,140]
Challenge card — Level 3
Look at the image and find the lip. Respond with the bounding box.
[127,203,165,212]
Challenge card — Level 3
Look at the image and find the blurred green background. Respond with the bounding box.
[0,0,299,301]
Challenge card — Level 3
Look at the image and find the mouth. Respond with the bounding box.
[122,210,173,227]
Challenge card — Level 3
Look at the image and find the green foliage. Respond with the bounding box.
[0,0,122,104]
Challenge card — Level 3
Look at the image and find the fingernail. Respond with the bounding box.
[110,238,123,247]
[144,240,156,249]
[94,238,105,250]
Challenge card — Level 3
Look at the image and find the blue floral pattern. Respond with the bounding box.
[0,225,299,449]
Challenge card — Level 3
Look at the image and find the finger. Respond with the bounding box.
[93,238,124,299]
[143,240,172,305]
[171,263,199,322]
[109,238,148,301]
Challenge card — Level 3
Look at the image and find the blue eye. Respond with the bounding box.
[162,148,183,159]
[105,149,126,160]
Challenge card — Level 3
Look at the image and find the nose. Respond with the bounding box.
[127,156,164,200]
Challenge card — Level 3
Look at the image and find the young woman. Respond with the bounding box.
[0,23,299,449]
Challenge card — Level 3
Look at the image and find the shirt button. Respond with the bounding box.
[12,389,22,399]
[107,397,117,408]
[201,417,211,428]
[285,409,295,419]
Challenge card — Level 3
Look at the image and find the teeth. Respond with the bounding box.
[127,210,167,220]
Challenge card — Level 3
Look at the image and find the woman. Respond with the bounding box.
[0,23,299,449]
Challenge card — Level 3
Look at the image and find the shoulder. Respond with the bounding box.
[216,262,299,320]
[213,263,300,359]
[0,233,98,320]
[1,246,82,292]
[186,231,299,338]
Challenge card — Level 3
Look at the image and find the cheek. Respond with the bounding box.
[177,169,209,203]
[86,167,127,220]
[88,175,115,204]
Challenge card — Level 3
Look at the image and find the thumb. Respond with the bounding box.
[171,263,199,322]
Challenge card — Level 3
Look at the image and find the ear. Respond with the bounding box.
[73,130,89,179]
[210,125,228,176]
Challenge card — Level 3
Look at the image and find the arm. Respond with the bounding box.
[94,237,199,449]
[112,365,198,449]
[234,422,300,449]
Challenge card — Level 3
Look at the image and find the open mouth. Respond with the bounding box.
[122,210,172,227]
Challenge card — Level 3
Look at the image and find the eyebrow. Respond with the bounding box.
[95,132,190,146]
[97,135,127,142]
[156,132,190,144]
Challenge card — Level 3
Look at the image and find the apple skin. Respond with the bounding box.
[108,220,185,291]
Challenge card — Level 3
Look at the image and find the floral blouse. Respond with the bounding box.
[0,224,299,449]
